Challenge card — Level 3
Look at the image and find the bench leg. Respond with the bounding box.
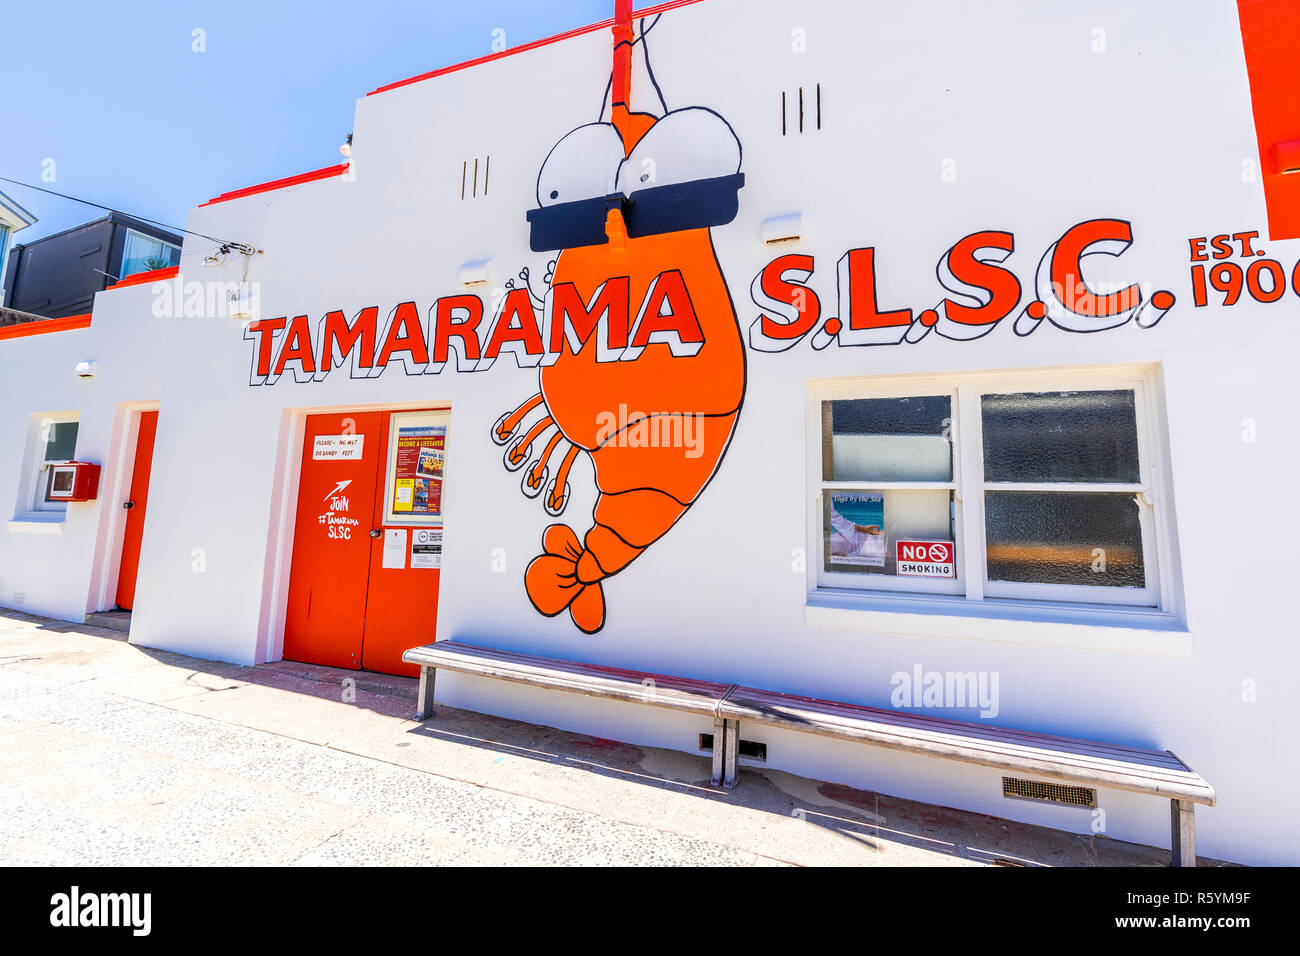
[1170,799,1196,867]
[722,719,739,790]
[415,666,436,721]
[711,716,726,787]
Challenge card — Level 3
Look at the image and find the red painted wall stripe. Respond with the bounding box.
[1237,0,1300,240]
[108,266,180,290]
[367,0,705,97]
[0,313,92,341]
[200,163,350,208]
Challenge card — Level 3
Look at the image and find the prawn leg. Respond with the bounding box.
[491,393,544,446]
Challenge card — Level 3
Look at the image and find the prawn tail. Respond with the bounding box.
[525,525,609,634]
[524,488,689,634]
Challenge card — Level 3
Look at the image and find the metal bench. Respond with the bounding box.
[716,684,1216,866]
[403,641,1215,866]
[401,640,738,786]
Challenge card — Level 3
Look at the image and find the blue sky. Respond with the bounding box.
[1,0,610,244]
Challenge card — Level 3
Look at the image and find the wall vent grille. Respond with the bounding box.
[1002,776,1096,808]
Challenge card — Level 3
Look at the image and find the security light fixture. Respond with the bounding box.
[763,213,804,244]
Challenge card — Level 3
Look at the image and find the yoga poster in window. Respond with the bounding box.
[828,493,886,567]
[392,424,446,517]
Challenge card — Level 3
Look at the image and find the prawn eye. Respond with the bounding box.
[616,108,741,196]
[536,123,625,207]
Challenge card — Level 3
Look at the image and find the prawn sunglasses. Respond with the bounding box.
[525,107,745,252]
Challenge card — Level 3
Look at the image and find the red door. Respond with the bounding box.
[116,410,158,610]
[283,412,384,669]
[360,410,442,676]
[283,410,444,676]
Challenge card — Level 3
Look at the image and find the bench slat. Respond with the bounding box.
[723,687,1188,768]
[722,688,1186,771]
[719,686,1215,805]
[403,641,729,716]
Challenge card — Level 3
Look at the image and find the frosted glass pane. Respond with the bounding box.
[981,390,1139,483]
[984,492,1145,588]
[823,488,954,577]
[822,396,952,481]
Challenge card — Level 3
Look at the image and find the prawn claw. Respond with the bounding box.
[490,412,516,447]
[544,479,570,517]
[503,437,531,472]
[521,463,548,499]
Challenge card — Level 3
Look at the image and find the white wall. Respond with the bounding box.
[1,0,1294,864]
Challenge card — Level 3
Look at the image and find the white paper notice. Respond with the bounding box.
[411,528,442,569]
[313,435,364,460]
[382,528,407,569]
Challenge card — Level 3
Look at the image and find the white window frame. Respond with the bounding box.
[807,364,1177,622]
[381,409,450,527]
[120,228,180,280]
[814,383,964,597]
[16,412,80,517]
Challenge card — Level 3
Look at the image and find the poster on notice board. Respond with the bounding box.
[392,425,446,517]
[828,492,886,567]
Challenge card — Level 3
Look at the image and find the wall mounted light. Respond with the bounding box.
[1272,139,1300,175]
[74,360,97,379]
[229,282,256,320]
[459,260,491,286]
[762,213,803,244]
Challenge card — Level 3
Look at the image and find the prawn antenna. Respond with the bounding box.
[518,265,549,308]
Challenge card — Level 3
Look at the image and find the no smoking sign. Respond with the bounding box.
[896,540,955,577]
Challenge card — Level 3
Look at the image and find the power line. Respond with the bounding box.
[0,175,246,248]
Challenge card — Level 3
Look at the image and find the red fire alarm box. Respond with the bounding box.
[45,462,100,502]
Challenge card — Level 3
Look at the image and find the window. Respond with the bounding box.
[0,223,10,295]
[811,367,1171,613]
[120,229,180,279]
[819,394,961,595]
[32,416,80,514]
[382,410,450,526]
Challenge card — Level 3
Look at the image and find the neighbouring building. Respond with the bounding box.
[1,0,1297,865]
[0,189,37,308]
[2,211,181,319]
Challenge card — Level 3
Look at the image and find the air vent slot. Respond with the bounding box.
[698,733,766,761]
[461,155,490,199]
[781,83,821,135]
[1002,776,1096,808]
[739,739,767,762]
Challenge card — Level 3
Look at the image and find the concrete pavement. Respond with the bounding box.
[0,609,1226,866]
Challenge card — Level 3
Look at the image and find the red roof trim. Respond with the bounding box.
[108,266,180,290]
[0,313,92,341]
[366,0,706,97]
[200,163,350,208]
[194,1,704,210]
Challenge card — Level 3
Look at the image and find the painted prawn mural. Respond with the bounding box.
[490,6,746,634]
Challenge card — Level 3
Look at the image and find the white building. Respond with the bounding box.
[1,0,1297,865]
